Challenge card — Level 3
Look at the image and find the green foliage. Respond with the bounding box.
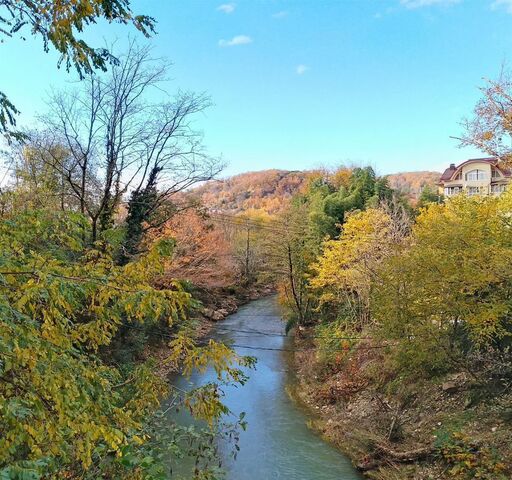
[374,194,512,368]
[0,1,155,76]
[301,167,394,245]
[273,196,317,325]
[274,166,403,328]
[417,184,442,209]
[435,431,509,479]
[121,166,162,264]
[311,208,398,330]
[0,0,155,137]
[0,209,245,478]
[0,91,25,142]
[297,175,512,393]
[313,320,356,366]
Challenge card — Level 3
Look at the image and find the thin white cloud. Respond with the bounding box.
[296,64,309,75]
[272,11,289,18]
[218,35,253,47]
[217,3,236,14]
[374,7,396,18]
[400,0,460,8]
[491,0,512,13]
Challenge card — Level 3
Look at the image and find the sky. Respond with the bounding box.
[2,0,512,177]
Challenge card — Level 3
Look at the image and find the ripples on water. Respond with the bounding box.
[169,296,362,480]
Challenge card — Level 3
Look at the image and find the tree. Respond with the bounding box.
[231,211,274,284]
[32,43,222,244]
[0,208,248,478]
[4,140,82,213]
[152,208,238,289]
[310,207,401,330]
[267,166,399,329]
[417,185,442,209]
[458,70,512,164]
[269,197,318,328]
[306,166,394,244]
[373,193,512,377]
[0,0,154,139]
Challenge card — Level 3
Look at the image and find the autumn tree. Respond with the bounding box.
[4,140,81,213]
[0,207,250,478]
[311,207,408,330]
[230,211,275,284]
[32,42,222,244]
[267,198,317,328]
[458,69,512,164]
[373,193,512,377]
[0,0,154,140]
[267,166,400,330]
[305,166,393,244]
[154,209,238,290]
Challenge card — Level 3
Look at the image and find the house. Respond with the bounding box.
[438,158,511,197]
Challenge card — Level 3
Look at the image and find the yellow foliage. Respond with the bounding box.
[0,210,239,477]
[311,208,394,311]
[375,192,512,351]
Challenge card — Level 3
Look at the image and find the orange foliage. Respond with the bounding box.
[191,169,308,214]
[190,169,441,214]
[387,171,440,202]
[155,209,238,289]
[329,167,352,189]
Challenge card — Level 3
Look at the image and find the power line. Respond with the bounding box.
[215,325,374,341]
[228,342,397,353]
[208,212,305,237]
[117,321,395,353]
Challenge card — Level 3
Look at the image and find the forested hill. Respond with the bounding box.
[191,169,308,214]
[387,171,442,200]
[191,169,441,213]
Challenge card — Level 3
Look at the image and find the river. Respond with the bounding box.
[169,296,362,480]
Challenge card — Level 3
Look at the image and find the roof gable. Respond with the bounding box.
[439,157,511,183]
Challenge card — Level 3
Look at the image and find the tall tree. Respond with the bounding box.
[268,197,317,328]
[373,193,512,377]
[417,185,442,209]
[33,43,222,243]
[311,208,400,330]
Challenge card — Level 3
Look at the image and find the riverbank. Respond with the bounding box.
[195,283,276,324]
[291,331,512,480]
[149,283,276,378]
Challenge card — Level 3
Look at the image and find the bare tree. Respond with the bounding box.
[36,41,223,243]
[457,69,512,164]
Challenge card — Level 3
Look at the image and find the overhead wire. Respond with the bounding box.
[115,320,396,354]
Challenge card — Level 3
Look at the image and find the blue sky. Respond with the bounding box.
[3,0,512,176]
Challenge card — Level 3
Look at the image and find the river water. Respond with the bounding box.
[169,296,362,479]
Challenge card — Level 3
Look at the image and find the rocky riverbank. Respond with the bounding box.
[149,283,276,377]
[193,283,276,329]
[291,332,512,480]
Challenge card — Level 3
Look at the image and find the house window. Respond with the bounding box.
[455,172,462,180]
[492,168,501,179]
[466,169,487,181]
[491,184,507,194]
[444,186,461,196]
[467,186,483,196]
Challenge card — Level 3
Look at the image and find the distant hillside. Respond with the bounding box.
[191,169,308,214]
[387,171,441,201]
[191,169,441,214]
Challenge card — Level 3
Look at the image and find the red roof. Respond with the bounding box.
[440,165,457,181]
